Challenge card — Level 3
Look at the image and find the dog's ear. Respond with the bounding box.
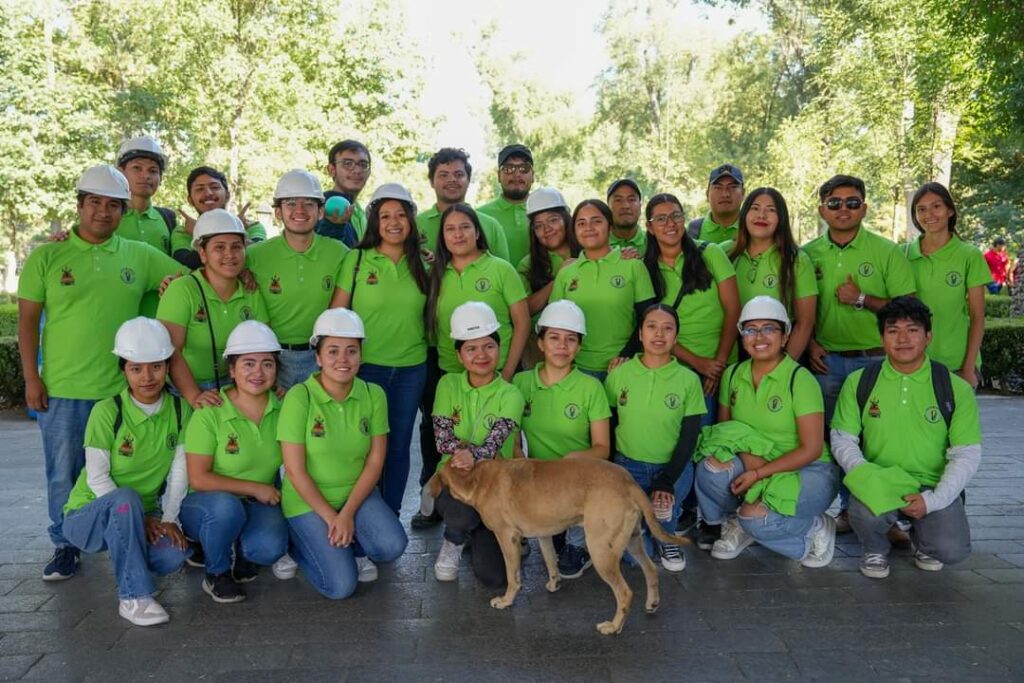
[426,471,443,498]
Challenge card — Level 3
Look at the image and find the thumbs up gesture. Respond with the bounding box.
[836,274,862,305]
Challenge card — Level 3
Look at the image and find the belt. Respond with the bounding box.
[834,347,884,358]
[280,343,311,351]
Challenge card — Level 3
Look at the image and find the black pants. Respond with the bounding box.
[417,348,445,488]
[435,489,507,589]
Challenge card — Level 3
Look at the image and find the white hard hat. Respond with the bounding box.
[738,295,791,334]
[117,135,166,171]
[450,301,500,341]
[310,307,366,347]
[368,183,417,214]
[192,208,247,250]
[113,317,174,363]
[223,321,282,358]
[526,187,569,217]
[536,299,587,335]
[273,169,324,202]
[76,165,131,200]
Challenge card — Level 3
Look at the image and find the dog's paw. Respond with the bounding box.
[596,620,622,635]
[645,599,659,614]
[545,577,561,593]
[490,596,514,609]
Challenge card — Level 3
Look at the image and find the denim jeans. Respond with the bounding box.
[679,391,719,516]
[286,490,407,599]
[695,457,840,560]
[849,494,971,564]
[418,348,445,488]
[613,453,693,558]
[358,362,427,514]
[577,367,607,383]
[179,491,288,574]
[37,397,97,548]
[435,489,507,588]
[63,488,190,599]
[277,348,318,391]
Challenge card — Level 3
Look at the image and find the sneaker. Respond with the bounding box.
[118,597,170,626]
[834,509,852,534]
[859,553,891,579]
[711,518,754,560]
[434,540,464,581]
[271,554,297,580]
[696,521,721,551]
[202,572,246,603]
[232,555,259,584]
[42,547,79,581]
[557,544,592,580]
[914,550,944,572]
[419,487,435,517]
[676,508,699,535]
[801,514,837,568]
[659,544,687,572]
[185,539,205,568]
[411,510,442,530]
[356,556,378,583]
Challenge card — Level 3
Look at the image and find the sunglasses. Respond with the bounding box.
[824,197,864,211]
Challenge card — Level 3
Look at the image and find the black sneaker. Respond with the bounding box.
[42,547,79,581]
[232,555,259,583]
[676,508,699,535]
[696,522,721,551]
[202,572,246,603]
[557,544,592,580]
[185,539,205,568]
[411,510,442,530]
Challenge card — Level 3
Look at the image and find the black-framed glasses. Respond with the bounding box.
[500,163,533,175]
[824,197,863,211]
[648,211,685,226]
[338,159,370,171]
[740,324,783,338]
[280,198,320,211]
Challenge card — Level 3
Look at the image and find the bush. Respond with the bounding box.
[982,317,1024,393]
[0,303,16,337]
[985,294,1011,319]
[0,337,23,408]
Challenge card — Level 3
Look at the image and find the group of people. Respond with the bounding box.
[16,136,984,627]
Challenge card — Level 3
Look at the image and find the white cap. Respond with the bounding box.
[223,321,282,358]
[450,301,500,341]
[273,169,324,202]
[113,317,174,362]
[368,183,417,213]
[117,135,166,170]
[192,208,247,250]
[310,307,366,347]
[76,165,131,200]
[536,299,587,335]
[526,187,569,217]
[738,295,791,334]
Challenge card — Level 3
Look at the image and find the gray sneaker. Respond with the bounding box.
[914,550,944,572]
[801,514,837,568]
[859,553,891,579]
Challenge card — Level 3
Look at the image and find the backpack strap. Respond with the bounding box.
[789,363,801,397]
[155,206,177,234]
[687,217,703,240]
[112,394,124,436]
[930,359,955,431]
[172,394,183,433]
[855,361,884,420]
[349,249,364,307]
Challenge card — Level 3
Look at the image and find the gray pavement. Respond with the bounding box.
[1,397,1023,682]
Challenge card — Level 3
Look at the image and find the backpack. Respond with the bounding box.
[855,359,955,440]
[723,359,803,406]
[155,206,177,234]
[687,217,703,240]
[111,393,184,439]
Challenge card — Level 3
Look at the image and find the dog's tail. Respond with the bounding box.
[630,485,693,546]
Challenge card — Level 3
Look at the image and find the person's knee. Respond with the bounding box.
[109,487,145,515]
[242,526,289,566]
[930,540,971,566]
[371,527,408,564]
[738,501,768,519]
[317,571,357,600]
[148,541,188,576]
[704,457,734,473]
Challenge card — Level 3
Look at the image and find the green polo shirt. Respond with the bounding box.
[833,357,981,486]
[605,357,705,464]
[477,197,530,267]
[434,253,527,374]
[727,242,818,313]
[156,272,270,386]
[516,251,567,292]
[339,248,427,367]
[432,371,525,468]
[904,236,990,371]
[246,234,347,345]
[185,389,282,486]
[803,228,916,352]
[169,220,268,255]
[417,204,511,262]
[513,366,610,460]
[18,231,183,400]
[720,355,831,461]
[610,228,648,251]
[278,375,389,518]
[549,249,656,372]
[695,213,738,244]
[117,206,171,254]
[351,203,366,240]
[658,242,735,362]
[65,390,191,514]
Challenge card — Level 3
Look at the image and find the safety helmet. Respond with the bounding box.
[223,321,282,358]
[526,187,569,217]
[117,136,167,172]
[273,169,324,203]
[450,301,500,341]
[737,295,791,334]
[310,307,366,347]
[76,165,131,200]
[367,183,417,214]
[113,317,174,363]
[536,299,587,336]
[191,208,247,250]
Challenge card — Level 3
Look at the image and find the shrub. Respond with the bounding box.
[0,303,16,337]
[982,317,1024,393]
[0,337,23,408]
[985,294,1010,319]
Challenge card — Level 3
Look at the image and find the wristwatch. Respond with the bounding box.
[854,293,866,310]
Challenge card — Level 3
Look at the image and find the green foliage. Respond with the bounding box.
[0,337,23,408]
[0,304,16,337]
[981,318,1024,393]
[985,294,1011,319]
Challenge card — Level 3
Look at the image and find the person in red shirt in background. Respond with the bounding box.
[984,238,1012,295]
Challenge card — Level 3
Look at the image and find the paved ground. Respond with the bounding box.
[0,397,1022,682]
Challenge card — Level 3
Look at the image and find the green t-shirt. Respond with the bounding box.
[156,272,270,386]
[65,390,191,514]
[277,375,389,518]
[904,236,990,371]
[610,228,648,251]
[477,197,530,267]
[417,204,511,263]
[184,388,282,486]
[513,365,610,460]
[727,242,818,314]
[434,253,527,374]
[170,220,268,255]
[696,213,738,244]
[18,231,183,400]
[803,227,916,352]
[432,371,525,468]
[339,248,427,367]
[246,234,347,345]
[549,249,656,372]
[832,358,981,486]
[658,242,736,361]
[605,356,706,464]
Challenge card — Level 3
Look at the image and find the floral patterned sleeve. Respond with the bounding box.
[432,416,461,456]
[468,417,517,461]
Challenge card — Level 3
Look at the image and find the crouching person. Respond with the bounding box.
[62,318,192,626]
[832,296,980,579]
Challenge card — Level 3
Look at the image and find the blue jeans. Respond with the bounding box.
[277,348,318,390]
[695,457,840,560]
[63,488,190,599]
[679,392,719,516]
[358,362,427,515]
[613,453,693,557]
[179,491,288,574]
[37,397,97,548]
[577,367,607,383]
[286,490,407,599]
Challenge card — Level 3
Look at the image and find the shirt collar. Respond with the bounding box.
[217,388,281,423]
[305,374,364,405]
[70,228,119,252]
[579,248,621,264]
[906,235,959,261]
[827,226,865,250]
[881,356,932,383]
[119,388,170,427]
[704,212,738,231]
[529,364,580,390]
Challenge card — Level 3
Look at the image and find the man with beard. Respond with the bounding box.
[316,139,372,248]
[607,178,646,251]
[478,144,535,266]
[688,164,745,244]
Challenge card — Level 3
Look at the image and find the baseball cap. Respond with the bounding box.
[606,178,641,199]
[498,144,533,166]
[708,164,744,185]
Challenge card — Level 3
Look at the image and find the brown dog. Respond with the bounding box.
[428,457,692,635]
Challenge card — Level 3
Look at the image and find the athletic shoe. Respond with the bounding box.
[801,514,837,568]
[914,550,944,572]
[434,540,464,581]
[711,518,754,560]
[696,521,721,551]
[557,544,592,580]
[232,554,259,583]
[202,572,246,603]
[659,544,687,572]
[271,554,297,580]
[42,547,79,581]
[356,556,378,582]
[118,597,170,626]
[859,553,891,579]
[185,539,205,568]
[411,510,442,530]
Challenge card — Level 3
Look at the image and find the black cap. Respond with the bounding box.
[606,178,641,199]
[708,164,744,185]
[994,237,1007,246]
[498,144,533,166]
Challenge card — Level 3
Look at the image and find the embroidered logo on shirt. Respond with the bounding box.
[311,416,326,438]
[475,278,491,292]
[767,396,783,412]
[359,417,369,436]
[523,400,532,417]
[814,265,823,281]
[166,433,177,450]
[664,394,681,410]
[924,406,942,424]
[568,277,579,292]
[564,403,581,419]
[225,433,240,454]
[869,399,881,418]
[60,267,75,286]
[451,407,462,425]
[618,388,629,406]
[366,272,378,285]
[484,414,496,429]
[609,275,626,289]
[729,389,737,406]
[269,275,282,294]
[322,275,334,291]
[945,271,963,287]
[120,267,136,285]
[240,306,255,321]
[195,306,207,323]
[118,434,135,457]
[762,274,778,289]
[858,262,875,278]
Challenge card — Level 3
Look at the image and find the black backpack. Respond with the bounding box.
[687,217,703,240]
[855,360,955,439]
[155,206,177,234]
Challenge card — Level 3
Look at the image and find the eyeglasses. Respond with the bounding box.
[823,197,863,211]
[740,324,783,338]
[532,217,563,232]
[435,171,467,181]
[280,198,320,211]
[648,211,685,227]
[338,159,370,171]
[500,164,533,176]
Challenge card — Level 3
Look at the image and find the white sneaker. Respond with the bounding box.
[711,518,754,560]
[658,544,686,572]
[420,487,435,517]
[860,553,891,579]
[356,556,378,583]
[118,597,170,627]
[914,550,944,572]
[434,540,464,581]
[272,554,298,580]
[801,514,837,568]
